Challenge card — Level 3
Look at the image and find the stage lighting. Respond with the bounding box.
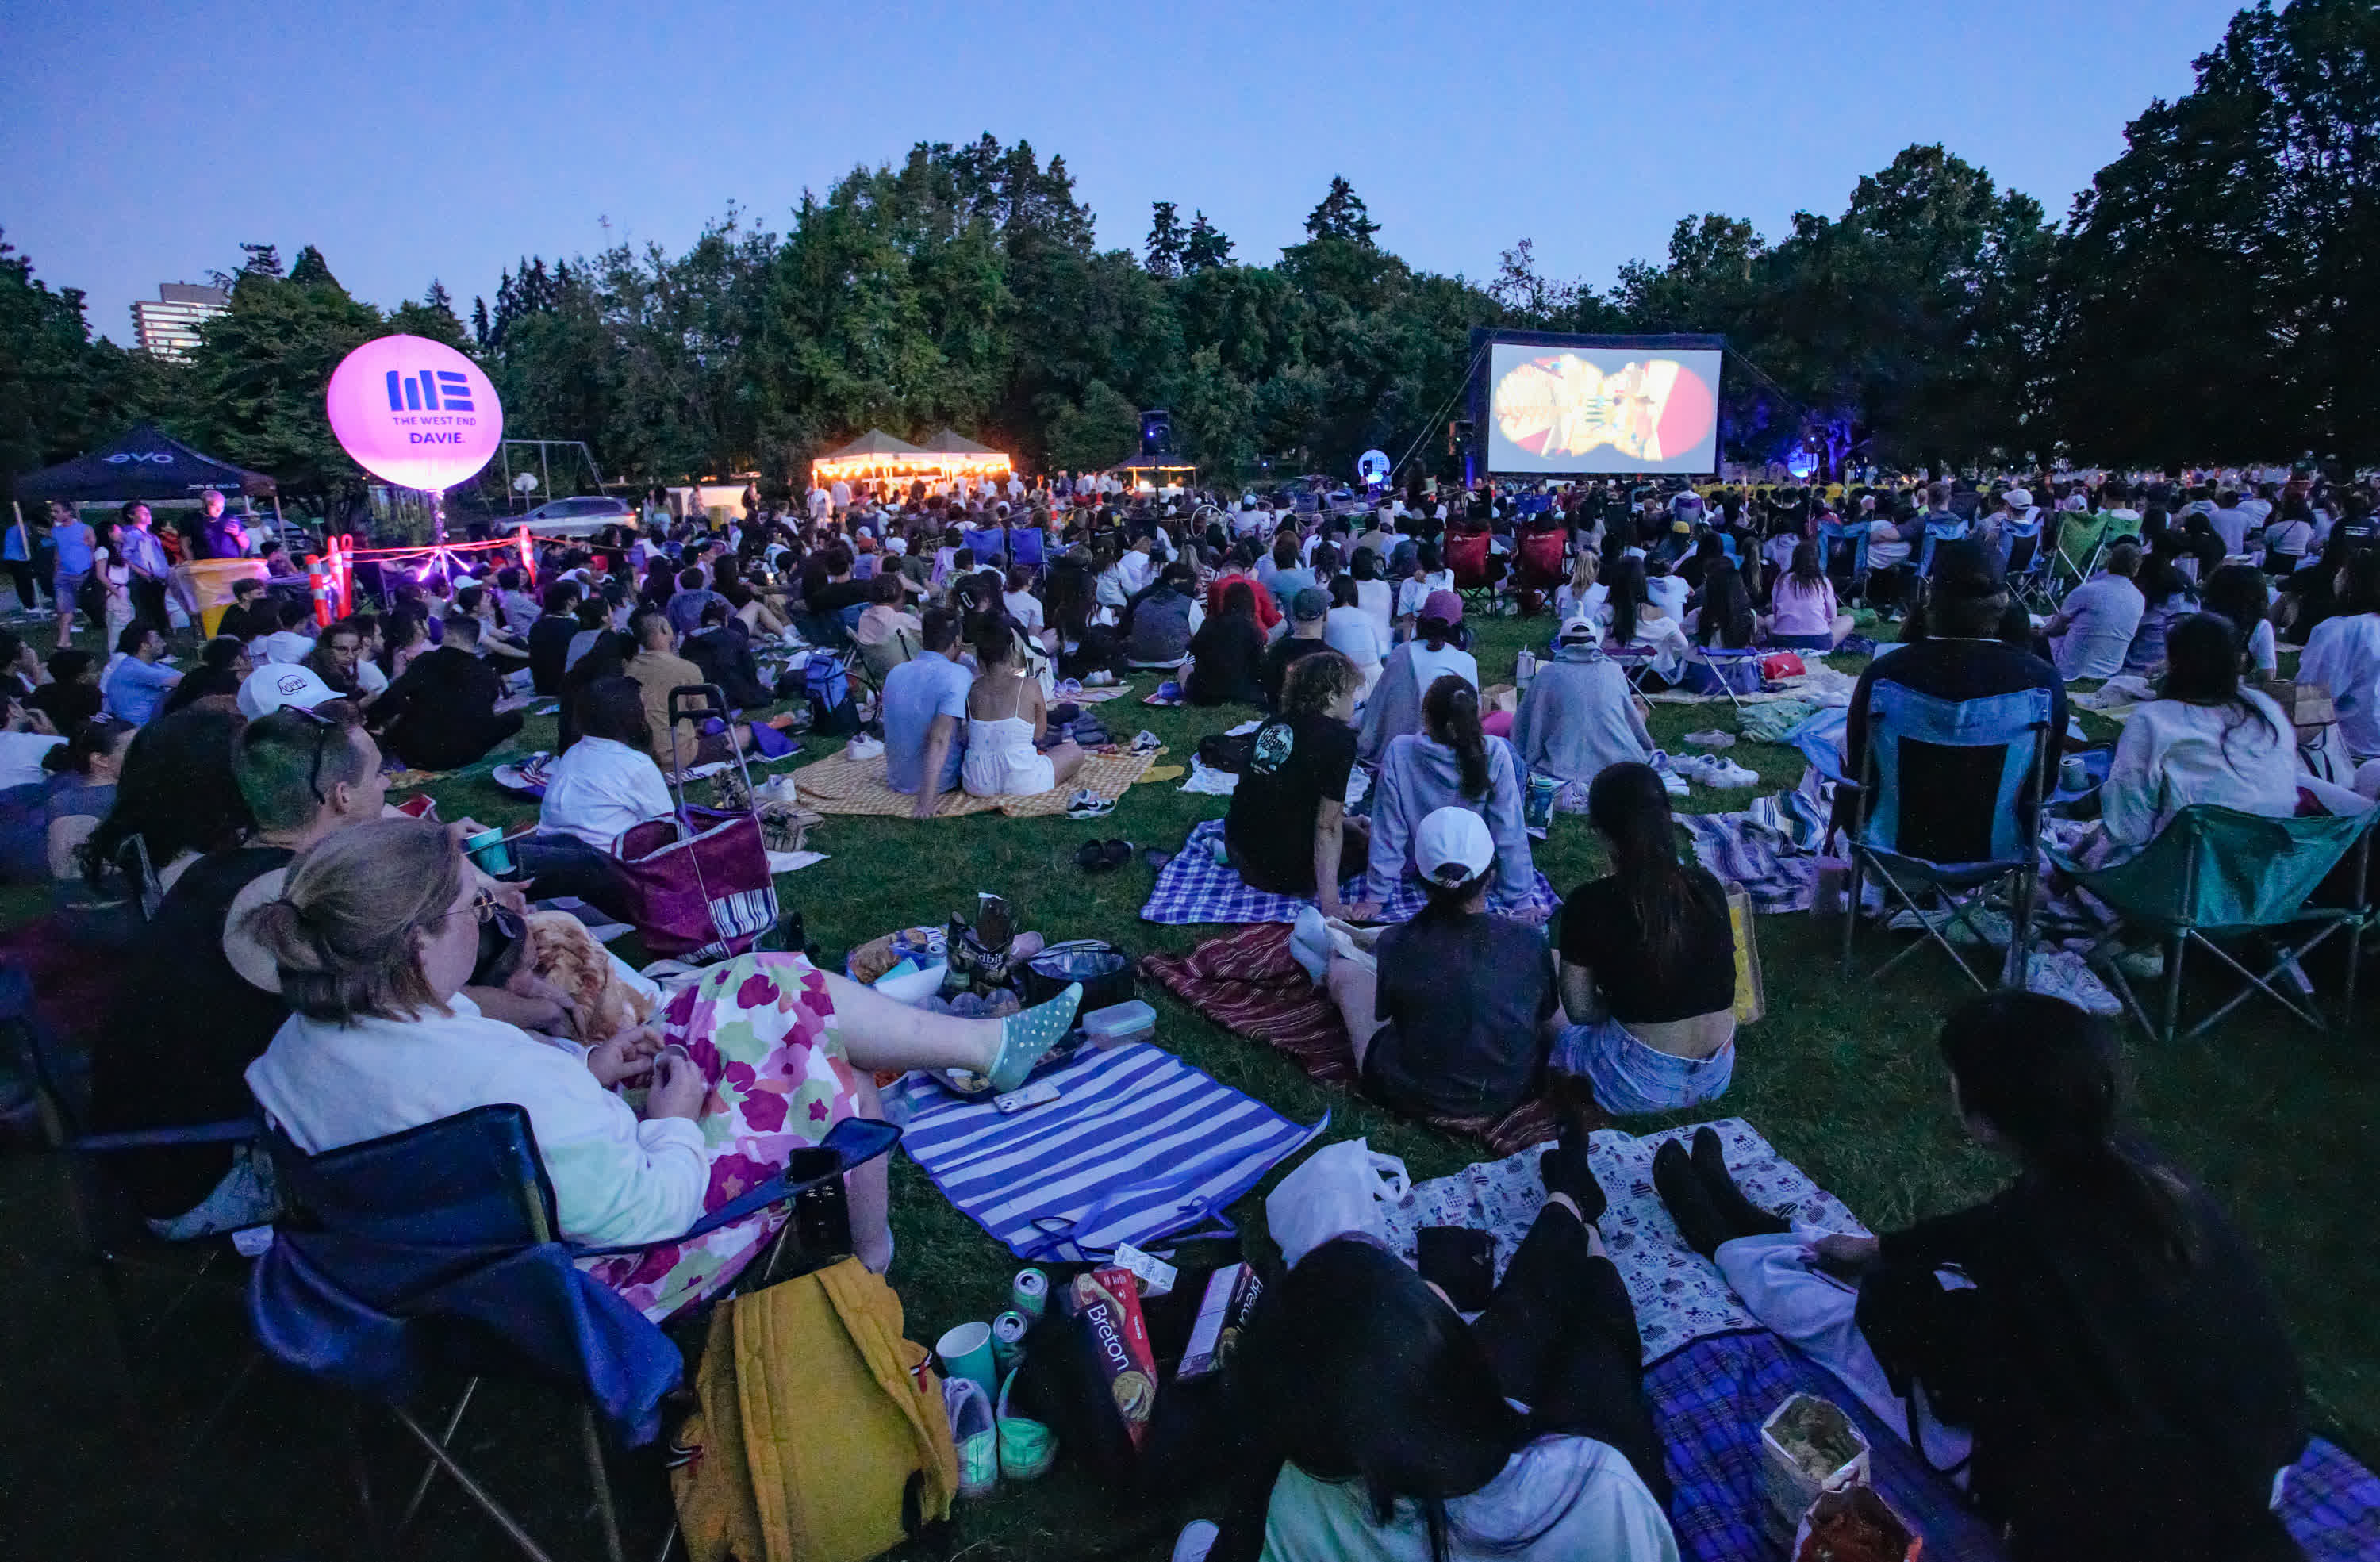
[1139,409,1173,459]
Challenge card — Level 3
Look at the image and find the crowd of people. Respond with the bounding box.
[8,454,2367,1562]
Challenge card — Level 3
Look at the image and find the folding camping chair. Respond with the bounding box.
[1839,681,2056,990]
[1685,645,1766,716]
[1513,526,1568,608]
[2002,511,2055,612]
[2052,510,2110,594]
[1914,517,1972,578]
[248,1103,900,1562]
[1817,516,1870,602]
[2047,804,2374,1042]
[1603,643,1668,696]
[1445,529,1495,616]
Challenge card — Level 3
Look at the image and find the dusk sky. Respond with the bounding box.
[6,0,2244,345]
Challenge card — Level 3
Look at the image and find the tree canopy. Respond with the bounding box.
[3,0,2371,505]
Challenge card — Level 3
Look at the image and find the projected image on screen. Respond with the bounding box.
[1486,345,1721,474]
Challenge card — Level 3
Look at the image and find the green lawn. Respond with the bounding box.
[9,612,2374,1560]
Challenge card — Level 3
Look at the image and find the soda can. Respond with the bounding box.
[992,1310,1030,1375]
[1012,1265,1050,1317]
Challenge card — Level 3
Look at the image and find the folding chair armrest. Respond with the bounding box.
[71,1118,261,1153]
[570,1116,900,1257]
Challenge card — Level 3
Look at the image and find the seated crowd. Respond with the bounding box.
[18,462,2360,1562]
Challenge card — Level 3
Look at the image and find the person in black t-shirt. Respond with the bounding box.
[1261,588,1334,708]
[1223,650,1370,915]
[1552,762,1737,1117]
[1325,805,1554,1122]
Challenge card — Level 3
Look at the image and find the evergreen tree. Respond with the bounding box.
[1145,201,1186,278]
[1184,211,1234,271]
[1303,176,1380,246]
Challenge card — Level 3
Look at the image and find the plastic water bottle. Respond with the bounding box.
[1515,647,1537,693]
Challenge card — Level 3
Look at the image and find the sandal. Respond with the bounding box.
[1075,839,1116,872]
[1100,839,1135,871]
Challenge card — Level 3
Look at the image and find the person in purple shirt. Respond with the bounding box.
[198,489,254,559]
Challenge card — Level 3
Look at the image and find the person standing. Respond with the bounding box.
[4,505,44,616]
[119,503,174,635]
[197,489,253,559]
[48,501,94,651]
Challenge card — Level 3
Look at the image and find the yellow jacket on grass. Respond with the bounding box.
[674,1257,958,1562]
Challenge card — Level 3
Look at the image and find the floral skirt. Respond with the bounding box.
[576,953,865,1322]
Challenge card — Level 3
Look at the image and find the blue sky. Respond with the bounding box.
[3,0,2244,344]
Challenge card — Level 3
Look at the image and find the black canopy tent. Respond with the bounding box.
[13,422,277,503]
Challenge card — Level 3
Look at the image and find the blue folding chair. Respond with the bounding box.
[1839,682,2056,990]
[1914,517,1972,577]
[2002,512,2053,611]
[1684,644,1766,716]
[1818,516,1869,594]
[1603,642,1668,696]
[250,1103,899,1562]
[1007,524,1046,570]
[961,525,1008,567]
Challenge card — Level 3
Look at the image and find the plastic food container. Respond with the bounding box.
[1759,1393,1871,1542]
[1022,940,1134,1012]
[1081,1000,1155,1050]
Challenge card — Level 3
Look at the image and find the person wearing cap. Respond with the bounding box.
[1844,540,2068,856]
[1366,674,1538,917]
[236,659,339,720]
[2043,541,2147,681]
[1261,588,1336,708]
[1551,762,1739,1116]
[1319,804,1555,1123]
[1511,617,1657,787]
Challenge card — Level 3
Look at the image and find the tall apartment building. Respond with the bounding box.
[130,282,229,358]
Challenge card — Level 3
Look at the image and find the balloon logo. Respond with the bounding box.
[325,334,504,491]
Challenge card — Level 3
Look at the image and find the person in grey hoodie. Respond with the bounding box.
[1365,673,1542,916]
[1511,618,1657,786]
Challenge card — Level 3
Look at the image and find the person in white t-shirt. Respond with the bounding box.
[2094,614,2299,857]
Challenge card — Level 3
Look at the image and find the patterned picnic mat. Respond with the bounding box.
[792,745,1156,819]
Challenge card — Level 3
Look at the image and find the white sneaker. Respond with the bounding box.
[1702,757,1759,788]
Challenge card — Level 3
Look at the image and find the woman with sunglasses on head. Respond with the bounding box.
[241,816,1088,1316]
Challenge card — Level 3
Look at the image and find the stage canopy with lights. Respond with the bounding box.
[810,428,1013,487]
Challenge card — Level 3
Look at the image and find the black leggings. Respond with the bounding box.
[1470,1202,1674,1509]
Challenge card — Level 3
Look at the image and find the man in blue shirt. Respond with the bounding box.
[198,488,254,559]
[102,624,182,724]
[49,501,95,651]
[881,608,973,819]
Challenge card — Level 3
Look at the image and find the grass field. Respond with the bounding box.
[7,612,2375,1560]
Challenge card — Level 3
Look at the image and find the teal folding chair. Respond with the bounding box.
[2048,804,2374,1042]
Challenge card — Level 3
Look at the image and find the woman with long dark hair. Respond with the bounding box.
[1182,1134,1676,1562]
[1365,676,1537,915]
[2199,562,2277,678]
[1551,761,1737,1115]
[1654,991,2305,1561]
[2095,613,2296,853]
[1766,539,1852,649]
[84,703,252,897]
[2122,539,2198,676]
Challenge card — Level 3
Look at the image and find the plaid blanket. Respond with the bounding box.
[1142,819,1562,926]
[1138,922,1566,1156]
[1651,1330,2380,1562]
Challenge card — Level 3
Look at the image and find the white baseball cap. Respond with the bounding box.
[1557,616,1599,643]
[237,662,338,719]
[2003,488,2033,509]
[1415,806,1495,887]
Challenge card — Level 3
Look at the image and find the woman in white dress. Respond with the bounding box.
[959,616,1086,798]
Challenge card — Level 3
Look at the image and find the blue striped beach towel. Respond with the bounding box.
[888,1041,1328,1262]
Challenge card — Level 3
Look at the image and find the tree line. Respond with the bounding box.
[2,0,2371,513]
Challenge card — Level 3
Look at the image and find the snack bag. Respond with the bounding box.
[1058,1267,1159,1449]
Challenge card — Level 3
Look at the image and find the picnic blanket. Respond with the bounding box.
[1681,791,1833,915]
[792,745,1154,819]
[1651,1331,2378,1562]
[881,1041,1325,1262]
[1138,921,1564,1157]
[1380,1119,1869,1366]
[1142,819,1562,926]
